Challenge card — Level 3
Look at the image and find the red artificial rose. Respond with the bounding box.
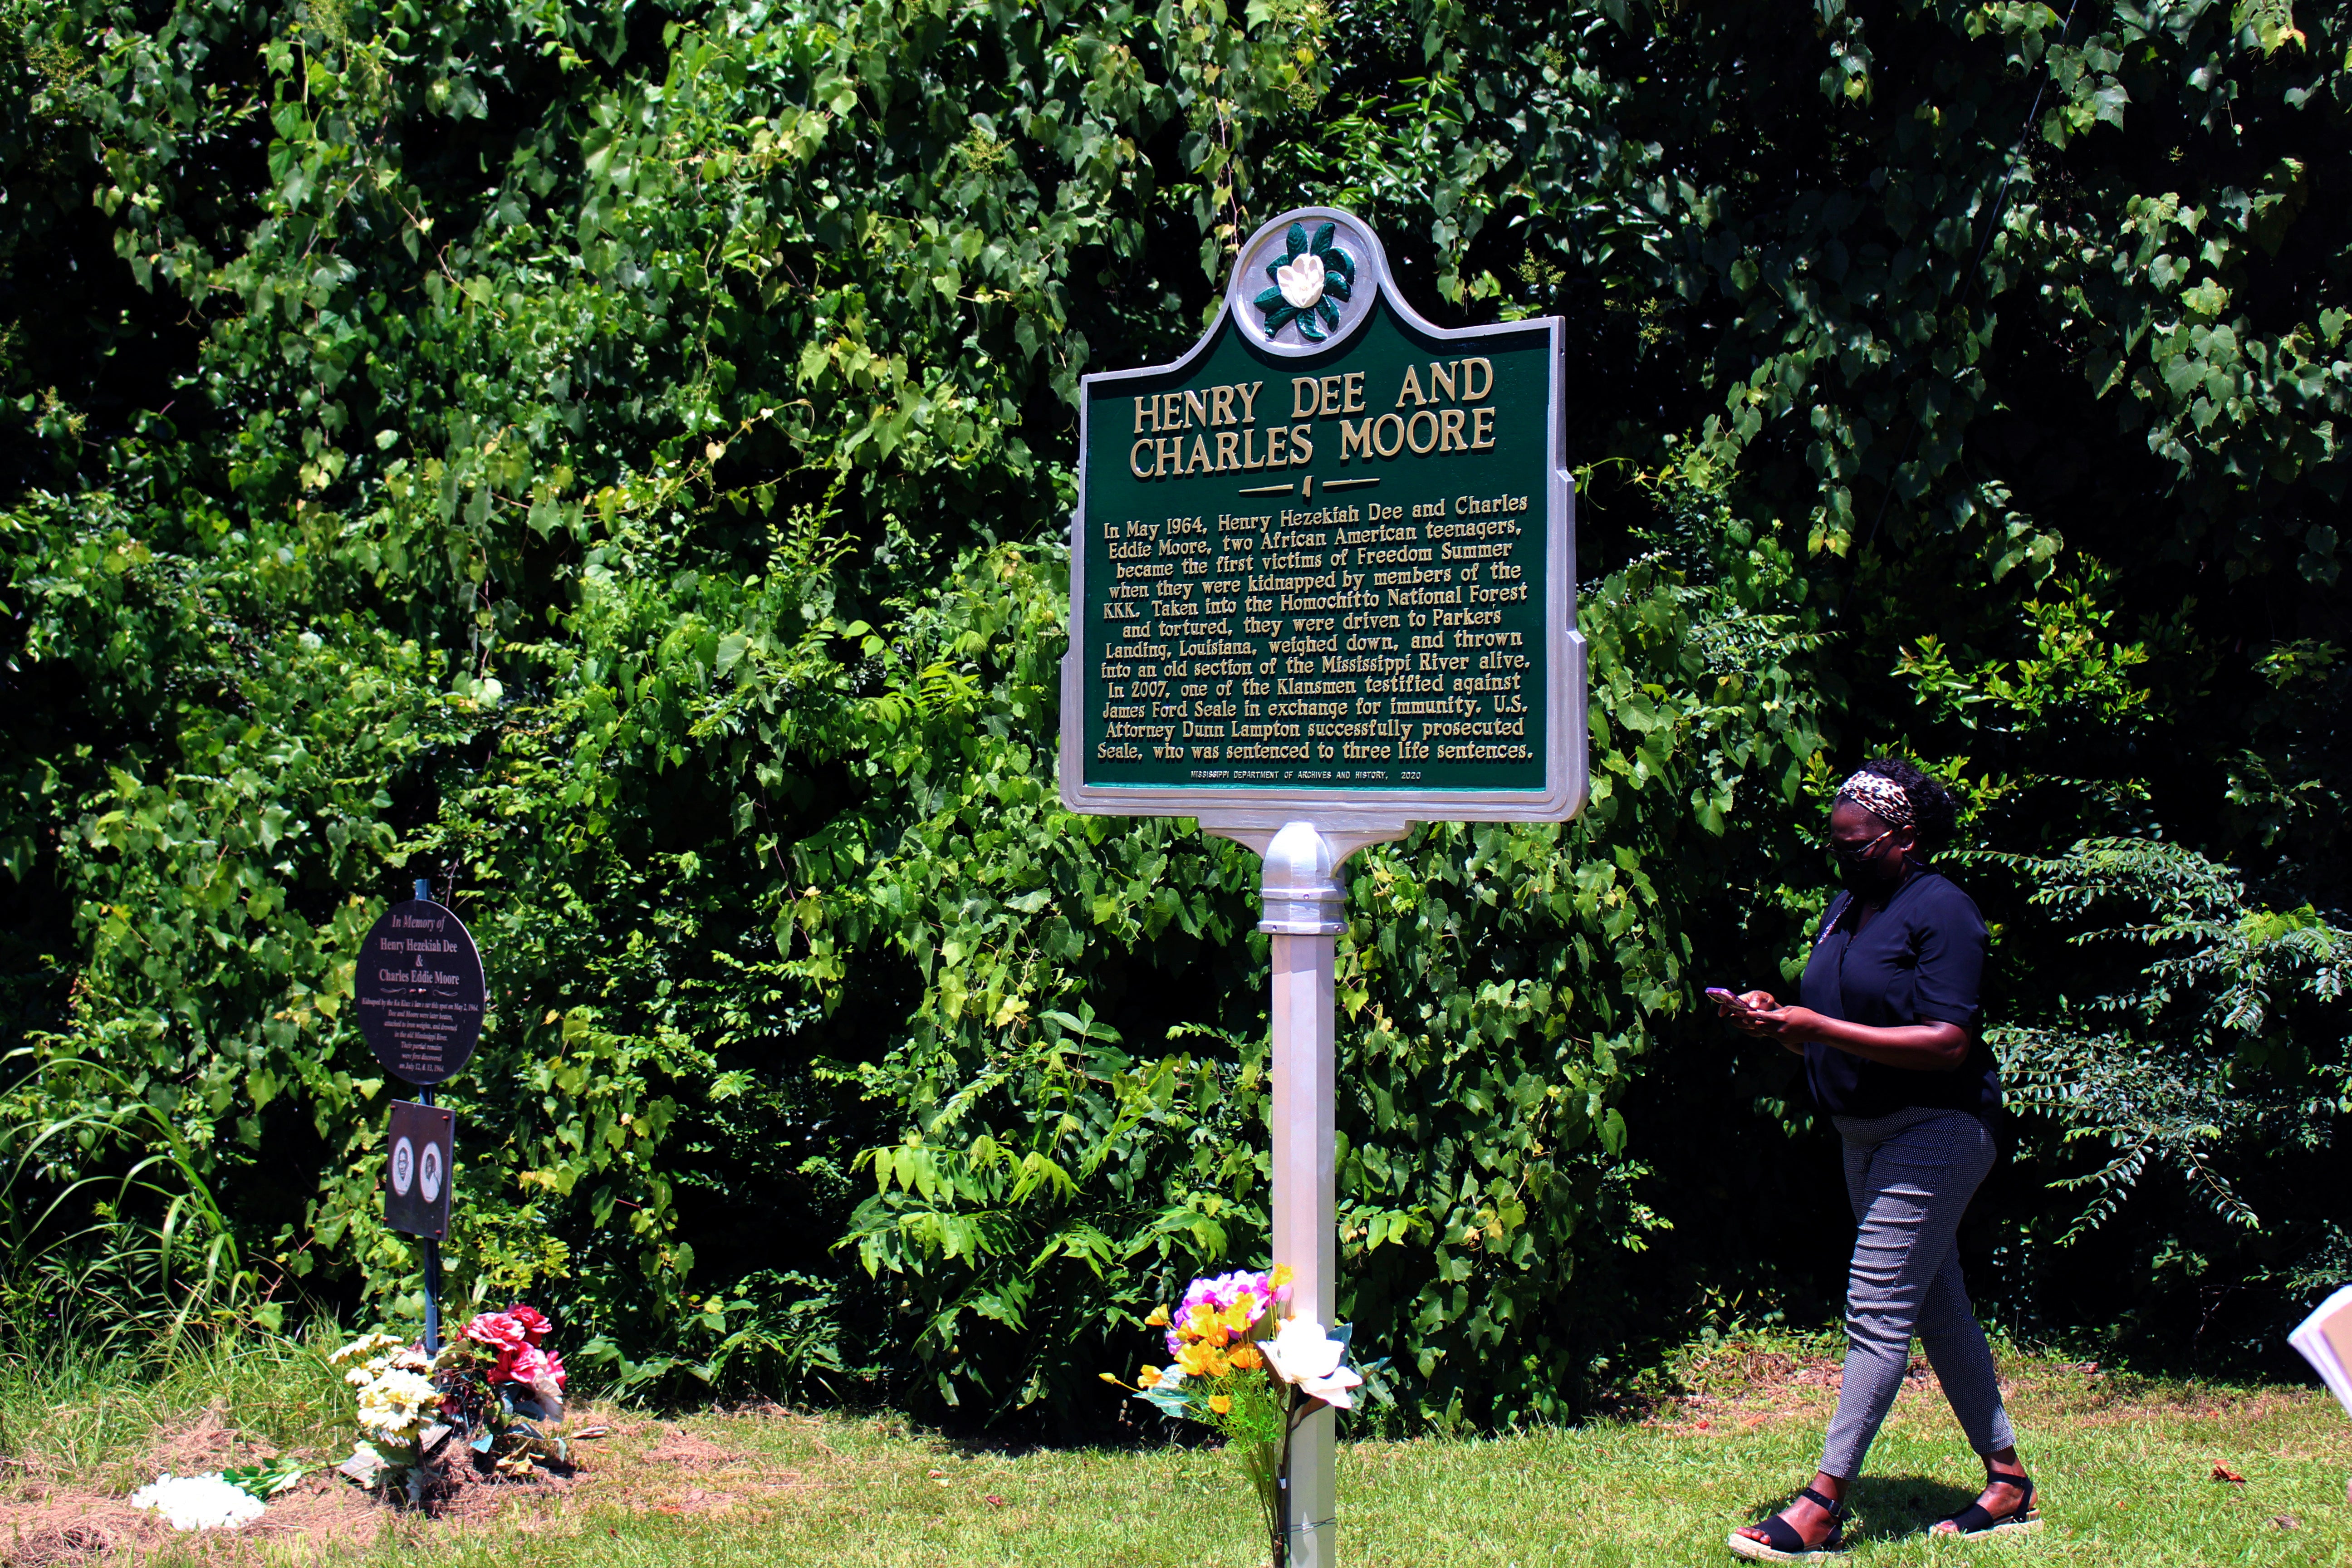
[462,1311,530,1352]
[493,1343,567,1390]
[505,1303,553,1345]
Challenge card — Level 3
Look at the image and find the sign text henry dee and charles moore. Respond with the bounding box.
[1061,208,1586,827]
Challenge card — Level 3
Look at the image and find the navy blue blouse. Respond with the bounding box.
[1798,867,2000,1119]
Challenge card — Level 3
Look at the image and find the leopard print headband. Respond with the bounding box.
[1836,770,1915,828]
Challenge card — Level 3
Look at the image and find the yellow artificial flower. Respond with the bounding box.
[1138,1366,1161,1387]
[1174,1341,1219,1377]
[1099,1372,1120,1385]
[1269,1264,1295,1288]
[1230,1343,1264,1370]
[1144,1305,1171,1327]
[1209,1394,1233,1415]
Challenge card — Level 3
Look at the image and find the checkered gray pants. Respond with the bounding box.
[1819,1105,2017,1479]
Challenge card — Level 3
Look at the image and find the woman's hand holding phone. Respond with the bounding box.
[1712,988,1813,1052]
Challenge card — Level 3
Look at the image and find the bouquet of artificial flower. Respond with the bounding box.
[329,1331,443,1489]
[331,1303,573,1499]
[433,1305,572,1475]
[127,1473,270,1531]
[1104,1267,1372,1568]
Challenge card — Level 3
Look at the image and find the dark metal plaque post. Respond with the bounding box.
[360,876,487,1356]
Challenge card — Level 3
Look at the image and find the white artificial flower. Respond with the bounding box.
[343,1357,394,1388]
[328,1331,405,1368]
[1261,1315,1344,1380]
[358,1414,421,1444]
[1261,1316,1365,1411]
[128,1473,267,1531]
[368,1368,439,1405]
[1276,252,1326,310]
[354,1366,441,1443]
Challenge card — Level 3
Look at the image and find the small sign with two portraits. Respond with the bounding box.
[384,1098,455,1241]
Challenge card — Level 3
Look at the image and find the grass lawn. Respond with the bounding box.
[5,1333,2347,1565]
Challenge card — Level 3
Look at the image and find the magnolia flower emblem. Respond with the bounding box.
[1278,253,1326,309]
[1255,222,1356,342]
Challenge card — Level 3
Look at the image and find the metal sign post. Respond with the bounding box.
[420,1098,439,1357]
[1060,206,1586,1567]
[1259,821,1375,1566]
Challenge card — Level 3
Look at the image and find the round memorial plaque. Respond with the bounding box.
[353,899,486,1087]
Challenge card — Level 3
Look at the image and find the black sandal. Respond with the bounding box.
[1726,1485,1848,1562]
[1934,1468,2042,1538]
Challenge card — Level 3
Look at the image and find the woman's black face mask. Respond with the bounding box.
[1832,827,1906,896]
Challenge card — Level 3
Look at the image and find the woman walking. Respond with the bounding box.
[1720,759,2038,1561]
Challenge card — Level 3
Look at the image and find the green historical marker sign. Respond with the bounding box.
[1060,207,1586,830]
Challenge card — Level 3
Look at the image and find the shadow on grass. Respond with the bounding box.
[1732,1475,1983,1544]
[1849,1475,1985,1541]
[929,1410,1235,1460]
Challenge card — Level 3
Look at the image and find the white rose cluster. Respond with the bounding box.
[128,1473,266,1531]
[329,1332,441,1447]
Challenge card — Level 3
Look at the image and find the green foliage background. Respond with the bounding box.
[3,0,2348,1429]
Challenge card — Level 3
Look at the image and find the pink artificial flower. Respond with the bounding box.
[1167,1269,1274,1354]
[463,1311,530,1352]
[504,1303,553,1345]
[492,1342,568,1390]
